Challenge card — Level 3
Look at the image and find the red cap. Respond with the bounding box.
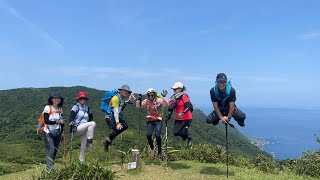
[76,91,88,100]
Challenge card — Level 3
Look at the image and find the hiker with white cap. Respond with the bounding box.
[103,84,133,151]
[69,91,96,163]
[136,88,168,159]
[168,82,193,147]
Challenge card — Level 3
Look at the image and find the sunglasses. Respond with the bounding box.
[79,98,88,100]
[147,94,155,97]
[218,81,227,84]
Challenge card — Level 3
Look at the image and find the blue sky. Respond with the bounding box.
[0,0,320,109]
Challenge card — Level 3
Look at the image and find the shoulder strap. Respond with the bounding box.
[49,105,53,114]
[115,92,122,106]
[226,80,232,97]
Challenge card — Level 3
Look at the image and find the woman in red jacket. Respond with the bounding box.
[168,82,193,147]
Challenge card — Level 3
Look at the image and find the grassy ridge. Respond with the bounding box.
[0,160,315,180]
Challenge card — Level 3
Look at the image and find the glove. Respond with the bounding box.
[137,94,142,100]
[161,90,168,97]
[56,118,64,124]
[60,131,65,143]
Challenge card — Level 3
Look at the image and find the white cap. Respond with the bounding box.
[146,88,156,94]
[171,82,184,89]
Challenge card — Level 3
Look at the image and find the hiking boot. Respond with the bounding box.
[150,144,155,151]
[237,121,245,127]
[157,152,163,161]
[103,139,111,152]
[86,139,94,149]
[187,137,192,147]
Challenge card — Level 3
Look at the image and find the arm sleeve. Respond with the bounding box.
[113,107,120,124]
[44,113,56,124]
[69,105,78,124]
[69,111,77,124]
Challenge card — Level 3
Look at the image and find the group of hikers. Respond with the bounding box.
[38,72,246,172]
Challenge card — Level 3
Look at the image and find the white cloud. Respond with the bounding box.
[0,1,64,49]
[300,31,320,40]
[49,66,214,82]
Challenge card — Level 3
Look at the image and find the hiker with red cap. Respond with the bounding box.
[168,82,193,147]
[136,88,169,159]
[69,91,95,163]
[206,73,246,126]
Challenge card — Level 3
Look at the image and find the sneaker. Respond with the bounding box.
[103,139,111,152]
[86,139,94,149]
[187,137,192,147]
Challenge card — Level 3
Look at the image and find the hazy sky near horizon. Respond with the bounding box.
[1,0,320,109]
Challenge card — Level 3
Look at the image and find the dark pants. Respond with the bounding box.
[173,120,192,140]
[146,120,162,154]
[106,117,128,141]
[44,132,60,171]
[206,107,246,126]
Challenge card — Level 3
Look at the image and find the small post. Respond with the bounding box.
[128,149,140,170]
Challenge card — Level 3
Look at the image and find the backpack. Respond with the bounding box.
[100,89,122,115]
[36,106,62,135]
[174,92,194,112]
[214,79,232,101]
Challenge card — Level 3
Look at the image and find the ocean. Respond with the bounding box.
[199,106,320,160]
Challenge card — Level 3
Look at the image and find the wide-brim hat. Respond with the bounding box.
[48,91,64,103]
[50,92,64,99]
[118,84,132,93]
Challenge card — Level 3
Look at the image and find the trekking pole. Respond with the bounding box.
[165,110,173,164]
[165,120,168,164]
[121,133,124,167]
[69,127,74,164]
[139,95,142,141]
[63,131,67,168]
[225,122,234,179]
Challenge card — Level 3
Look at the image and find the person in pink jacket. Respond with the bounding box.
[136,88,168,159]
